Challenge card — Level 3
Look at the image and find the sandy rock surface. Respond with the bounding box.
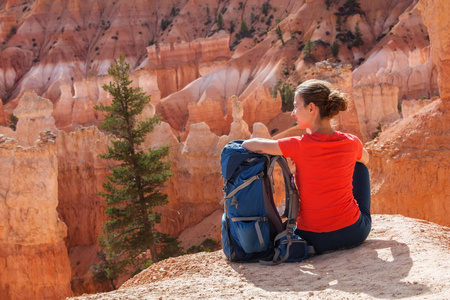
[68,214,450,300]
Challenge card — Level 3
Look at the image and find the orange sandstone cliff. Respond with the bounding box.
[366,0,450,227]
[0,127,71,299]
[0,0,449,298]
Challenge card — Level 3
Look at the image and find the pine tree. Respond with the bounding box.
[239,19,249,38]
[344,0,361,10]
[229,20,235,34]
[276,25,284,45]
[353,22,364,47]
[303,39,314,61]
[217,13,224,30]
[331,40,339,58]
[93,55,175,286]
[280,83,295,111]
[336,15,342,31]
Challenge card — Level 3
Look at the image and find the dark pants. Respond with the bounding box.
[295,162,371,254]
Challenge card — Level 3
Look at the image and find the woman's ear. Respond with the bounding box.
[309,102,316,113]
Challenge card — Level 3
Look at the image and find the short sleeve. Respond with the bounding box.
[354,136,363,160]
[278,136,302,159]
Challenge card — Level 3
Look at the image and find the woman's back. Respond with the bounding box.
[278,131,363,232]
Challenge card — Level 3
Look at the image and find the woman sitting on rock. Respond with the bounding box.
[242,79,371,254]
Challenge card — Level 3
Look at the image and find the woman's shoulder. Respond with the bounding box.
[278,135,304,143]
[335,131,362,142]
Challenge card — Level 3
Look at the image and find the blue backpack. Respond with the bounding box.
[220,140,314,264]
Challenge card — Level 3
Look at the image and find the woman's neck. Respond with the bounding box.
[310,118,334,135]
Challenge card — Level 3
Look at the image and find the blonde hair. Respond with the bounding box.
[295,79,348,118]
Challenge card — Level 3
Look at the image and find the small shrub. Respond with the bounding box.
[187,239,221,254]
[262,2,271,15]
[272,82,295,112]
[371,123,382,139]
[170,5,180,17]
[157,236,184,261]
[8,113,18,131]
[161,18,171,31]
[6,26,17,41]
[229,20,235,34]
[331,41,339,57]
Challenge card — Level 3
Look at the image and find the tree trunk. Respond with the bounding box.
[150,243,158,263]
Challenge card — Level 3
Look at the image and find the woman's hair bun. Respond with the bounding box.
[325,90,348,118]
[295,79,348,119]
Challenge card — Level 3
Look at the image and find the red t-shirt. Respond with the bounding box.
[278,131,363,233]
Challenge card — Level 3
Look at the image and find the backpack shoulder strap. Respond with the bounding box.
[266,155,299,234]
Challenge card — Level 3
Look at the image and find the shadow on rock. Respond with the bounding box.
[230,239,429,298]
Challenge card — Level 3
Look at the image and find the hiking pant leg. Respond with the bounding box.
[295,162,372,254]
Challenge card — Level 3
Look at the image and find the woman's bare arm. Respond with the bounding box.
[241,138,283,156]
[357,148,370,165]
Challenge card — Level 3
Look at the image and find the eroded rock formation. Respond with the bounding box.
[0,101,6,126]
[143,31,231,98]
[368,100,449,226]
[418,0,450,108]
[12,91,57,146]
[401,98,434,118]
[367,0,450,227]
[1,0,450,298]
[56,126,111,294]
[0,133,72,300]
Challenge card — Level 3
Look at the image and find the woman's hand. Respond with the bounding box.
[241,138,283,155]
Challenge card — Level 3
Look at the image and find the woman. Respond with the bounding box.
[242,79,371,254]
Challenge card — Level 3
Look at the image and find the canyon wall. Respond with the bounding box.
[144,31,231,98]
[0,101,6,126]
[2,0,430,141]
[1,0,449,298]
[0,133,72,300]
[367,0,450,226]
[418,0,450,108]
[56,127,111,294]
[368,100,449,226]
[352,1,438,140]
[0,92,111,297]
